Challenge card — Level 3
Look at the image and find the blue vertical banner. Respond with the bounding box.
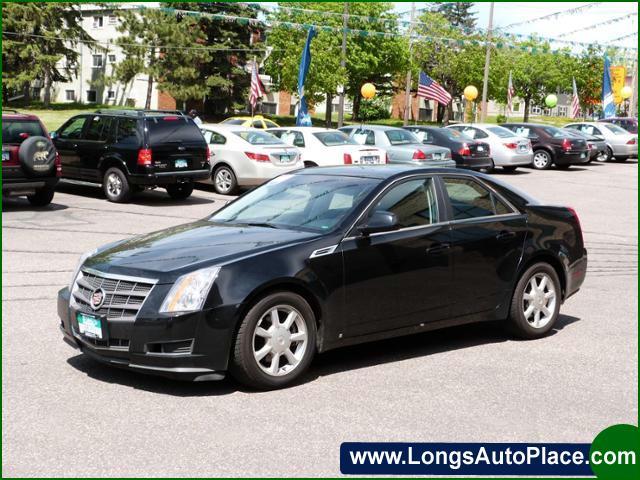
[296,27,317,127]
[602,55,616,119]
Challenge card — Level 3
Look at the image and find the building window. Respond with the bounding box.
[513,102,520,112]
[92,55,103,68]
[262,102,277,115]
[531,106,542,115]
[107,90,116,100]
[108,15,117,25]
[558,106,568,117]
[108,54,116,63]
[86,90,97,103]
[93,16,103,28]
[65,90,75,101]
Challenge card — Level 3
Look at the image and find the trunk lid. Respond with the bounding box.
[144,116,208,172]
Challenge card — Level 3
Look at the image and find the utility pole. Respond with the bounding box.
[402,2,416,126]
[337,2,348,128]
[480,1,495,123]
[631,56,638,117]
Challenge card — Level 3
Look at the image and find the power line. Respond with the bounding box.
[500,2,603,30]
[556,12,638,38]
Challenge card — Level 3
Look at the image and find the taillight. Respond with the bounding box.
[627,137,636,145]
[343,153,353,164]
[458,143,471,156]
[412,149,427,160]
[568,207,581,232]
[503,142,518,150]
[561,138,571,151]
[137,148,152,166]
[55,151,62,177]
[206,146,211,162]
[385,152,390,164]
[245,152,270,162]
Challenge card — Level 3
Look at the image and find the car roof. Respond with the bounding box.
[502,123,557,128]
[292,165,469,180]
[353,124,405,131]
[447,123,497,128]
[403,125,442,130]
[267,126,340,133]
[223,115,266,121]
[2,112,41,121]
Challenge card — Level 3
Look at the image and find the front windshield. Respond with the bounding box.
[601,123,628,135]
[210,174,378,232]
[233,130,283,145]
[313,131,356,146]
[385,129,418,145]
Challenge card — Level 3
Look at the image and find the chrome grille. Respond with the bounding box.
[71,269,156,321]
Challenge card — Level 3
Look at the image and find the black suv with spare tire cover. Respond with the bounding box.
[2,110,61,206]
[51,110,210,203]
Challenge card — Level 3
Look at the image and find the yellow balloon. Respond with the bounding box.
[361,83,376,99]
[464,85,478,101]
[621,86,633,100]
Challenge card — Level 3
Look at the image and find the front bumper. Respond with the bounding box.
[129,169,211,186]
[58,287,239,381]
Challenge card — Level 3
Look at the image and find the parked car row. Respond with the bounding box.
[3,108,637,205]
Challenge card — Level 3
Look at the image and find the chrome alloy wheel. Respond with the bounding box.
[596,150,608,162]
[533,151,551,169]
[215,168,233,193]
[252,305,308,377]
[106,172,123,197]
[522,273,557,329]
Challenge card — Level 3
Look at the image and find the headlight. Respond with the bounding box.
[69,248,97,289]
[160,266,221,314]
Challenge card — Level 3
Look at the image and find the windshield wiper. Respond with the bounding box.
[243,222,280,229]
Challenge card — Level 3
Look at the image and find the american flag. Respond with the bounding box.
[417,71,452,105]
[507,71,515,116]
[249,59,265,111]
[571,77,580,119]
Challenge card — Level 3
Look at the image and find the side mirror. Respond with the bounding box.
[49,131,57,139]
[358,210,399,236]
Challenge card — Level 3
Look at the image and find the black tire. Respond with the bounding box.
[102,167,132,203]
[502,166,518,173]
[166,183,194,200]
[605,146,614,162]
[481,159,495,174]
[532,150,553,170]
[614,155,628,162]
[507,262,561,339]
[18,136,56,176]
[556,164,571,170]
[304,161,318,168]
[212,165,238,195]
[26,185,55,206]
[594,150,608,163]
[230,291,317,390]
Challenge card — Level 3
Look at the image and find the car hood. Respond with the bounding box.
[84,221,319,282]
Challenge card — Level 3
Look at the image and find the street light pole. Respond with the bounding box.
[480,1,495,123]
[337,2,348,128]
[403,2,416,126]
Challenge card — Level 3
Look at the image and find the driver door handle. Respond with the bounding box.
[496,230,517,242]
[426,243,451,255]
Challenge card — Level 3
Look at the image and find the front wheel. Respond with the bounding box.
[605,147,614,162]
[507,263,561,339]
[595,150,608,163]
[502,166,518,173]
[27,185,55,206]
[103,167,132,203]
[213,165,238,195]
[532,150,552,170]
[166,183,194,200]
[230,291,317,390]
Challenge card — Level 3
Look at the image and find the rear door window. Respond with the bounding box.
[83,115,110,141]
[252,120,265,129]
[58,116,88,140]
[2,120,45,144]
[145,117,204,145]
[115,118,142,146]
[443,177,513,220]
[372,178,439,228]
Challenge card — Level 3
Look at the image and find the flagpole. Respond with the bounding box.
[480,1,495,123]
[402,2,416,126]
[251,56,256,120]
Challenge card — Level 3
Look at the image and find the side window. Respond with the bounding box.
[365,131,375,145]
[461,127,477,139]
[352,129,372,145]
[209,132,226,145]
[252,120,264,129]
[591,127,602,136]
[58,117,87,139]
[472,128,488,139]
[279,131,305,147]
[412,129,433,143]
[264,120,278,128]
[372,178,439,228]
[83,116,108,141]
[443,177,512,220]
[115,118,141,145]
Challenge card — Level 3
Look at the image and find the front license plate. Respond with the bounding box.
[362,156,379,164]
[2,151,9,162]
[175,159,188,168]
[77,313,103,339]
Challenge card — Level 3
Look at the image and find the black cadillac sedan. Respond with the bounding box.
[403,126,493,171]
[58,166,587,389]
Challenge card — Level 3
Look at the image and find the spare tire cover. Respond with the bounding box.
[19,136,56,176]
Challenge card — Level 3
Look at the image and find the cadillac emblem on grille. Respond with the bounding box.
[90,288,106,310]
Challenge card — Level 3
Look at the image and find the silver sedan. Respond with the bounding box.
[347,125,455,167]
[563,122,638,161]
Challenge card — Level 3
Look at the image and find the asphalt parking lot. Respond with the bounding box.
[2,162,638,477]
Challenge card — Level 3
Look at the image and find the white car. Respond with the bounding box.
[200,124,302,195]
[267,127,387,167]
[446,123,533,171]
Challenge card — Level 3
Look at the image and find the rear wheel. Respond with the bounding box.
[532,150,552,170]
[213,165,237,195]
[103,167,132,203]
[507,263,561,339]
[595,150,608,162]
[230,291,317,390]
[27,185,55,206]
[481,159,495,174]
[304,161,318,168]
[166,183,194,200]
[605,146,614,162]
[502,166,518,173]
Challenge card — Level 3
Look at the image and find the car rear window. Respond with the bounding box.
[487,126,516,138]
[385,129,417,145]
[221,118,245,125]
[540,126,566,138]
[2,120,45,144]
[313,131,355,146]
[233,130,283,145]
[601,123,628,135]
[145,117,204,144]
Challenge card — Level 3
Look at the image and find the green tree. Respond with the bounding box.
[113,8,210,109]
[168,3,262,115]
[265,2,408,124]
[1,2,93,106]
[435,2,477,31]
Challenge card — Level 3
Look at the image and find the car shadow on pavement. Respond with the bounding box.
[56,182,214,206]
[65,314,580,396]
[1,198,69,212]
